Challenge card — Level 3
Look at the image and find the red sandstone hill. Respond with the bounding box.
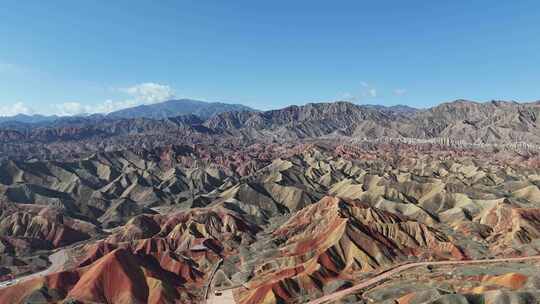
[0,204,261,303]
[236,196,465,304]
[0,248,201,304]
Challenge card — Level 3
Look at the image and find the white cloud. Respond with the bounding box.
[55,101,134,116]
[393,89,407,96]
[120,82,175,104]
[338,82,379,102]
[54,82,176,115]
[366,88,377,98]
[357,82,378,99]
[94,99,139,113]
[0,102,33,116]
[55,99,139,116]
[339,92,357,102]
[55,102,88,116]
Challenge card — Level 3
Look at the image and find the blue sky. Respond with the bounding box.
[1,1,540,115]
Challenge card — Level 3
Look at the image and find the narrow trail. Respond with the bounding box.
[306,255,540,304]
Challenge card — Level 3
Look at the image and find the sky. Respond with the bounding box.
[1,1,540,116]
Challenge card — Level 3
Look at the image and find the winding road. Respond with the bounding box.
[204,258,224,303]
[306,255,540,304]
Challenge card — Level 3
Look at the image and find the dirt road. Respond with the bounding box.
[208,289,236,304]
[204,258,224,303]
[306,255,540,304]
[0,249,68,289]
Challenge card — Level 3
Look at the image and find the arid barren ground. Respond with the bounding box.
[0,100,539,303]
[3,0,540,302]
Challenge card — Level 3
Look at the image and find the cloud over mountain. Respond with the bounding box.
[0,102,33,116]
[54,82,177,115]
[120,82,176,104]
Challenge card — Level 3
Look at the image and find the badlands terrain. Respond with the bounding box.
[0,100,539,303]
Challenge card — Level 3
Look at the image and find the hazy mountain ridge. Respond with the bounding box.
[0,99,254,127]
[106,98,256,119]
[361,103,419,114]
[0,99,539,161]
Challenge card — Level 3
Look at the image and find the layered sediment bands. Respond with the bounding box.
[0,146,239,229]
[106,205,261,252]
[0,209,97,248]
[0,204,261,303]
[0,202,102,279]
[0,142,540,303]
[237,197,464,304]
[0,248,202,304]
[473,202,540,253]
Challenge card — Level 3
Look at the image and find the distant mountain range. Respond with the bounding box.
[0,99,256,125]
[0,114,60,125]
[1,99,538,161]
[106,99,255,119]
[0,99,419,125]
